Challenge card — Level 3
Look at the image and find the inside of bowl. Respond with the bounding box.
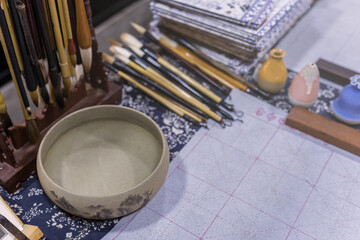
[43,118,163,197]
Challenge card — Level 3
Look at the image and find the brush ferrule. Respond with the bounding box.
[142,47,158,60]
[145,31,159,44]
[130,55,148,69]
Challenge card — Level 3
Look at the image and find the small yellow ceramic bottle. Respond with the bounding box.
[257,48,288,94]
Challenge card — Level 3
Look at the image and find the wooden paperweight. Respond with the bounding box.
[0,196,43,240]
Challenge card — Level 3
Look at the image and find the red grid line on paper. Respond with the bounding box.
[113,129,210,240]
[112,109,335,240]
[200,126,281,239]
[284,152,333,240]
[315,185,360,210]
[113,210,141,239]
[145,206,202,239]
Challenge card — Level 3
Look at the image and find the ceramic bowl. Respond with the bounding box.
[37,105,169,219]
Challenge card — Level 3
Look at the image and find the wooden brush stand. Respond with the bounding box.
[0,1,123,193]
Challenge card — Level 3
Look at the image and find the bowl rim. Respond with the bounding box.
[37,105,169,198]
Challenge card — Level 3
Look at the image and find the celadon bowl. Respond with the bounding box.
[37,105,169,219]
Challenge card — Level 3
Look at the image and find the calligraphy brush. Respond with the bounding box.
[177,38,270,99]
[120,33,234,112]
[105,62,205,127]
[103,53,208,121]
[0,91,13,134]
[40,0,57,62]
[130,22,230,95]
[2,0,23,72]
[108,38,123,48]
[22,0,49,86]
[61,0,77,66]
[33,0,64,107]
[104,55,207,124]
[48,0,71,97]
[57,0,75,78]
[4,0,38,106]
[12,0,50,105]
[109,40,232,119]
[67,0,82,66]
[75,0,92,73]
[0,8,39,142]
[23,0,42,58]
[109,46,223,123]
[125,44,234,121]
[151,32,239,90]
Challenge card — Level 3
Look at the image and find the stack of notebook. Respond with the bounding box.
[150,0,313,74]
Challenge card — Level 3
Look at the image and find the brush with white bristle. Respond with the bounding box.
[109,46,132,60]
[120,33,143,49]
[75,0,92,74]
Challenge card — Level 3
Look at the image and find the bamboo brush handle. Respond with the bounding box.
[129,62,221,122]
[147,68,221,122]
[166,97,205,122]
[176,45,237,89]
[157,57,222,103]
[57,0,68,49]
[159,39,235,89]
[8,0,37,91]
[40,0,56,50]
[177,45,247,90]
[120,70,203,123]
[117,70,195,121]
[61,0,73,39]
[57,0,74,77]
[0,19,30,120]
[75,0,91,49]
[14,0,38,64]
[48,0,70,79]
[2,0,23,71]
[33,0,62,92]
[23,0,43,58]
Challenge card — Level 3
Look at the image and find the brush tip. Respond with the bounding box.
[29,90,39,107]
[130,22,146,34]
[109,46,131,58]
[26,118,40,143]
[39,86,50,104]
[102,53,115,64]
[63,77,71,98]
[80,47,93,74]
[53,87,65,108]
[120,33,143,48]
[108,39,122,47]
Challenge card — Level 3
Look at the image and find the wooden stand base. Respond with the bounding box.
[0,81,122,193]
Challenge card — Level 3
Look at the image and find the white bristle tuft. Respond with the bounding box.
[120,33,143,49]
[80,47,93,73]
[129,46,144,57]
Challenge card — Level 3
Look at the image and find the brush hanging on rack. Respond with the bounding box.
[0,0,123,193]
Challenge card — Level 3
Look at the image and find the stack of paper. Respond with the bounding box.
[150,0,313,74]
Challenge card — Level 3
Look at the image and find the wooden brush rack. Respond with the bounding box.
[0,0,123,193]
